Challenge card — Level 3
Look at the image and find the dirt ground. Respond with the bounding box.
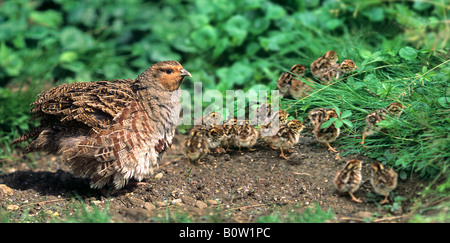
[0,130,428,223]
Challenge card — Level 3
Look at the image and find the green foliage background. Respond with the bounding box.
[0,0,449,222]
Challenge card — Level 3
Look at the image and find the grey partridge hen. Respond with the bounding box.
[12,61,191,189]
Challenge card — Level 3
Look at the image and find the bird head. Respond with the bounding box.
[387,102,405,116]
[371,161,384,173]
[323,50,338,63]
[135,60,191,92]
[290,64,306,76]
[287,119,304,132]
[345,159,362,172]
[339,60,358,73]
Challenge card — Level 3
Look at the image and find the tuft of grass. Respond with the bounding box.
[256,203,334,223]
[52,198,112,223]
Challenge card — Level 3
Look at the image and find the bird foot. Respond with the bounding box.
[349,193,362,203]
[379,195,390,205]
[328,147,338,153]
[215,147,226,154]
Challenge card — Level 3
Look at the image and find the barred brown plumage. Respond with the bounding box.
[361,102,404,146]
[333,159,363,203]
[310,50,338,79]
[12,60,191,189]
[308,108,340,153]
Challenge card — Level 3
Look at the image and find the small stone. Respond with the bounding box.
[195,200,208,209]
[155,201,167,207]
[355,211,373,218]
[144,202,156,211]
[207,199,219,205]
[0,184,14,196]
[7,205,19,211]
[91,200,102,206]
[171,198,183,205]
[155,173,164,180]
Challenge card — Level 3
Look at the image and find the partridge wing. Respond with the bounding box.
[31,79,135,129]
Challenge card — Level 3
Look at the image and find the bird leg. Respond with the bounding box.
[379,193,390,204]
[279,147,290,160]
[248,147,257,152]
[268,142,279,150]
[187,157,191,165]
[215,147,226,154]
[326,141,338,153]
[361,133,366,145]
[349,192,362,203]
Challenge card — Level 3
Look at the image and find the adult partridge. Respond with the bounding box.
[13,60,191,189]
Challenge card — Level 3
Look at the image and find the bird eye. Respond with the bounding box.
[165,69,173,74]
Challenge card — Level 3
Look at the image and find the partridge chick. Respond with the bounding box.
[333,159,363,203]
[222,117,239,151]
[12,60,191,189]
[370,162,398,204]
[308,108,340,153]
[276,64,306,97]
[320,59,358,84]
[310,50,338,79]
[182,128,209,165]
[234,121,259,152]
[259,110,289,148]
[194,111,223,127]
[266,119,304,159]
[205,125,227,154]
[361,102,405,146]
[288,74,314,99]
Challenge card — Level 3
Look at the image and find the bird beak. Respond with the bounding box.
[180,69,192,77]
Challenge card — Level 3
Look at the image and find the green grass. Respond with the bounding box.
[256,203,334,223]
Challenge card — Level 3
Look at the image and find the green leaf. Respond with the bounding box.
[334,119,343,128]
[224,15,249,46]
[29,10,63,29]
[0,42,23,76]
[437,97,449,108]
[60,27,94,51]
[264,2,287,20]
[320,118,337,129]
[362,7,384,22]
[342,119,353,128]
[212,38,230,58]
[399,46,418,60]
[190,25,218,50]
[250,18,270,35]
[59,51,79,63]
[359,49,372,59]
[341,110,352,119]
[333,106,341,118]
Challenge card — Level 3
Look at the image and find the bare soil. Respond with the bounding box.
[0,131,428,223]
